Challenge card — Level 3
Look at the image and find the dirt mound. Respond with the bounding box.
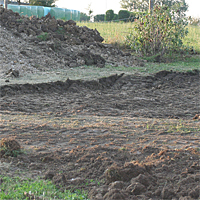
[0,138,21,157]
[7,143,199,199]
[0,9,104,44]
[0,7,144,80]
[0,73,124,97]
[0,70,199,119]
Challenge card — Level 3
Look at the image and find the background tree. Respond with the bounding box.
[29,0,57,7]
[120,0,148,11]
[105,9,114,21]
[120,0,188,14]
[80,12,90,22]
[113,14,119,21]
[85,3,93,21]
[118,10,130,22]
[119,0,135,11]
[94,14,105,22]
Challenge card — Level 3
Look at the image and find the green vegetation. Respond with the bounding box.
[0,146,22,157]
[183,25,200,53]
[143,55,200,74]
[167,121,200,135]
[78,22,200,55]
[105,9,115,21]
[77,22,133,44]
[120,0,188,14]
[37,32,49,41]
[126,6,188,59]
[29,0,56,7]
[0,176,88,200]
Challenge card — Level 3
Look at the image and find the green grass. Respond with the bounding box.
[78,22,200,53]
[143,55,200,74]
[77,21,133,45]
[0,176,88,200]
[78,21,200,71]
[183,25,200,53]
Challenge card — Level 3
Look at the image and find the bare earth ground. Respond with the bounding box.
[0,13,200,199]
[0,70,200,200]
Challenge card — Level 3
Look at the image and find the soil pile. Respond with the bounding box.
[0,6,144,81]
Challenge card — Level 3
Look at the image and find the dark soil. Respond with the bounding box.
[1,70,199,119]
[0,6,200,200]
[0,71,200,200]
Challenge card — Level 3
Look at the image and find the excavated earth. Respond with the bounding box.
[0,6,200,200]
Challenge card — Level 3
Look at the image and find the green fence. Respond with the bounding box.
[7,4,80,21]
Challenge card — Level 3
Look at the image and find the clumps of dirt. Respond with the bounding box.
[36,146,199,200]
[0,7,144,80]
[0,70,199,119]
[0,9,104,44]
[0,138,21,157]
[0,73,124,97]
[5,68,20,78]
[193,114,200,120]
[104,162,146,184]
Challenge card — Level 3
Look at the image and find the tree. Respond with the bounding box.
[29,0,57,7]
[118,10,130,22]
[105,9,114,21]
[94,14,105,22]
[120,0,148,11]
[85,3,93,21]
[120,0,188,14]
[113,14,119,21]
[80,12,90,22]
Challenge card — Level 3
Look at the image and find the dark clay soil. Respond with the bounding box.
[0,70,200,200]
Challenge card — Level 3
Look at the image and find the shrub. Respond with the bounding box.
[126,5,188,58]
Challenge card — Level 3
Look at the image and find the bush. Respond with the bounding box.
[126,6,188,58]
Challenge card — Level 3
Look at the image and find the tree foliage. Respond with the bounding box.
[105,9,114,21]
[94,14,105,22]
[126,5,188,59]
[80,12,90,22]
[118,10,130,21]
[29,0,57,7]
[120,0,188,14]
[85,3,93,21]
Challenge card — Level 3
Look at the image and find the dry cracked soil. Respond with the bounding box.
[0,7,200,200]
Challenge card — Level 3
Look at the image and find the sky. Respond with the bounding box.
[56,0,200,18]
